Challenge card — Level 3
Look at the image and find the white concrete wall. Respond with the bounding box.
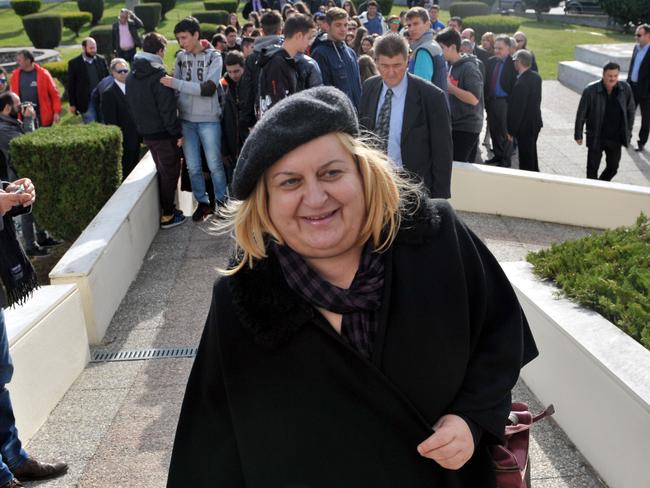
[503,262,650,488]
[49,154,160,344]
[4,285,90,443]
[450,162,650,229]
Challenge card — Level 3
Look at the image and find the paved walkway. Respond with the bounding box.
[18,80,620,488]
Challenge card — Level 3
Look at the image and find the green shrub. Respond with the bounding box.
[62,11,92,37]
[22,13,62,49]
[204,0,238,12]
[376,0,393,15]
[462,15,521,38]
[77,0,103,25]
[143,0,176,19]
[134,3,162,32]
[42,60,68,99]
[599,0,649,28]
[10,0,41,16]
[449,1,490,18]
[200,23,218,40]
[89,25,113,56]
[528,214,650,350]
[192,10,230,25]
[10,124,123,241]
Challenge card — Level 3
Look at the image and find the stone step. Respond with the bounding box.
[575,43,634,70]
[558,59,629,94]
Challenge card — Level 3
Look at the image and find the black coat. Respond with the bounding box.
[574,80,636,148]
[67,54,109,113]
[167,199,538,487]
[484,55,516,100]
[507,69,543,137]
[473,45,489,65]
[100,82,141,153]
[359,73,453,199]
[242,0,270,19]
[220,75,241,163]
[627,44,650,99]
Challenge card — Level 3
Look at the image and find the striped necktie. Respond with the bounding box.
[376,88,393,153]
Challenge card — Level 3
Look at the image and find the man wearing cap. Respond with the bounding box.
[507,49,542,172]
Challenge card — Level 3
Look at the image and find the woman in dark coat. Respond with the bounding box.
[167,87,538,487]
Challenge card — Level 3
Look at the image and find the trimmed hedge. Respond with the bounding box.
[23,13,62,49]
[192,10,230,25]
[62,11,92,37]
[9,124,123,241]
[89,25,113,55]
[200,23,218,40]
[42,60,68,99]
[462,15,521,38]
[143,0,176,19]
[77,0,103,25]
[528,214,650,350]
[10,0,41,16]
[449,2,490,18]
[204,0,238,13]
[134,3,162,32]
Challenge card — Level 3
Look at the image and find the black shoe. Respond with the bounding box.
[499,160,512,168]
[12,457,68,481]
[36,236,62,247]
[192,203,213,222]
[635,144,645,152]
[484,157,501,165]
[26,245,49,258]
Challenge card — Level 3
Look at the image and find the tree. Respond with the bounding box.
[599,0,650,31]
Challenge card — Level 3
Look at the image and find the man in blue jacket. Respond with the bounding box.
[311,8,362,109]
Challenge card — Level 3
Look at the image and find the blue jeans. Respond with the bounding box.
[0,309,28,484]
[181,121,227,204]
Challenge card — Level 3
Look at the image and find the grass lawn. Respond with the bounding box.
[0,1,636,79]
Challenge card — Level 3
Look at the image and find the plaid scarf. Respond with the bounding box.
[273,242,384,359]
[0,215,38,308]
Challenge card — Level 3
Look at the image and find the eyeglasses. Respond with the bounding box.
[115,69,129,74]
[0,78,6,83]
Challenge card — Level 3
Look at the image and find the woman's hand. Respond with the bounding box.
[6,178,36,206]
[416,414,475,470]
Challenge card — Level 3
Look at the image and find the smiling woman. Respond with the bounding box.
[167,86,539,488]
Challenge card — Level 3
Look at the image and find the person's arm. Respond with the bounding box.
[626,84,636,141]
[167,281,246,487]
[154,82,182,138]
[307,57,323,88]
[448,66,480,106]
[263,56,293,107]
[507,80,526,136]
[238,55,257,134]
[425,85,452,198]
[574,89,589,144]
[129,12,144,29]
[67,59,78,113]
[45,70,62,121]
[165,51,222,97]
[100,88,119,126]
[411,49,434,83]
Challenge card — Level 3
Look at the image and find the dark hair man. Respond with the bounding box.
[101,58,141,179]
[112,8,144,63]
[10,50,61,127]
[126,33,186,229]
[627,23,650,152]
[311,8,362,108]
[240,36,255,58]
[484,34,516,167]
[359,34,452,198]
[221,51,245,182]
[257,14,319,116]
[0,172,69,488]
[239,10,283,138]
[405,7,447,93]
[575,62,635,181]
[162,16,226,221]
[67,37,109,123]
[437,27,484,164]
[211,33,227,52]
[358,0,386,36]
[224,25,241,52]
[507,50,543,172]
[448,16,462,32]
[428,5,445,32]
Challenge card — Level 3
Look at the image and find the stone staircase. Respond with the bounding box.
[558,43,634,93]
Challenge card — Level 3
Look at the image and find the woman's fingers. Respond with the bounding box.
[416,414,475,471]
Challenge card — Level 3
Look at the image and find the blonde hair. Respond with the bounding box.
[219,133,422,275]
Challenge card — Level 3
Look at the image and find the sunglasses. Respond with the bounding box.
[0,78,6,83]
[115,69,129,74]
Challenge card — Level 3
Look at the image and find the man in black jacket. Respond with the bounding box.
[67,38,109,123]
[575,62,635,181]
[101,58,141,180]
[507,50,543,172]
[126,33,186,229]
[484,35,516,167]
[359,34,452,198]
[112,9,144,63]
[221,51,245,185]
[627,24,650,152]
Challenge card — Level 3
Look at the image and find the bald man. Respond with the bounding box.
[67,37,109,123]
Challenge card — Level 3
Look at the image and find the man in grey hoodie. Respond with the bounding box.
[160,17,225,221]
[437,27,484,163]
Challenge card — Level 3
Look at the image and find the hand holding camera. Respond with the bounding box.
[21,102,35,119]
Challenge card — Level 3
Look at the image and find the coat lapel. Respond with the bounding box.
[366,77,383,131]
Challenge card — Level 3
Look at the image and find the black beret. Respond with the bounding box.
[232,86,360,200]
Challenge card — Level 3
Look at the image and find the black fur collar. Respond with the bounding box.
[228,198,443,348]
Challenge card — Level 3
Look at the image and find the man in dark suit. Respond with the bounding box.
[484,34,517,167]
[507,50,543,172]
[628,23,650,152]
[67,37,109,123]
[101,58,141,180]
[359,33,452,198]
[112,9,144,63]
